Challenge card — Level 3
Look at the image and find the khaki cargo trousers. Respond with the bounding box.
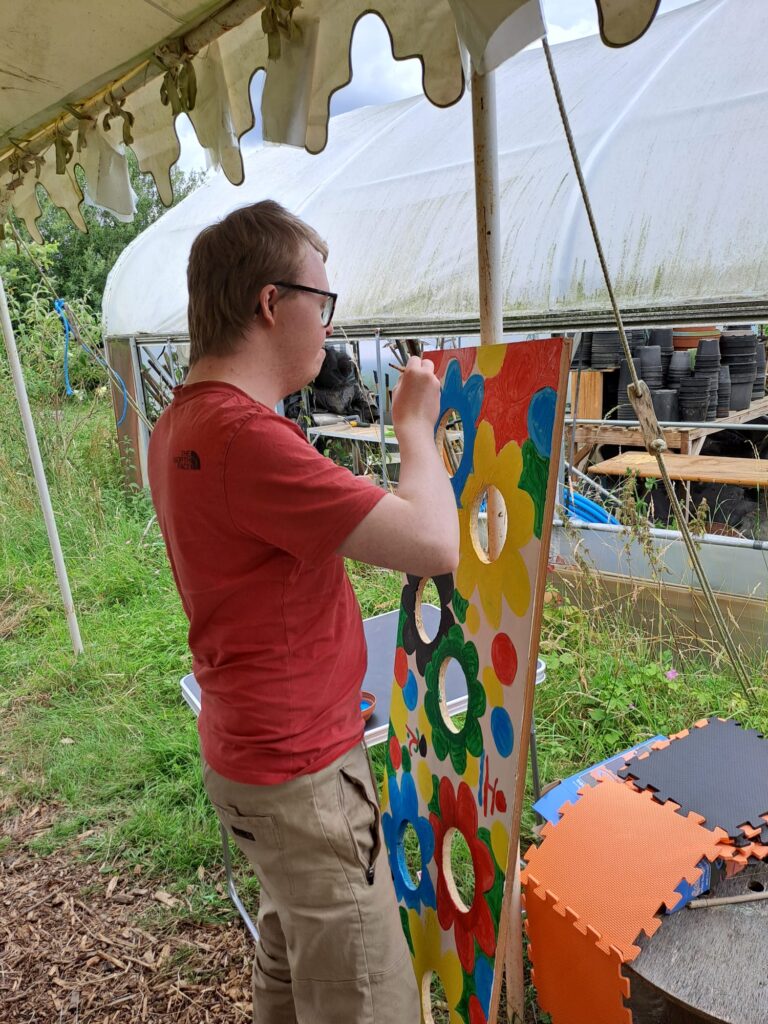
[203,741,420,1024]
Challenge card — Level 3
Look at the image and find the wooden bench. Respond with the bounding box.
[588,452,768,487]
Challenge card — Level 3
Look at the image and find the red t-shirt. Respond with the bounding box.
[148,381,385,784]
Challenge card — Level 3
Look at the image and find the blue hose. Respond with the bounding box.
[55,299,128,427]
[54,298,74,398]
[563,489,620,526]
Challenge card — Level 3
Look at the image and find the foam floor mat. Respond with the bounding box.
[619,718,768,842]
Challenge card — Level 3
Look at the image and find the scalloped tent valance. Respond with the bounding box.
[104,0,767,339]
[0,0,660,241]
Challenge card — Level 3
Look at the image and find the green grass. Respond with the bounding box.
[1,382,766,1020]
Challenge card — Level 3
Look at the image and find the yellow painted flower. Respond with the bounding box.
[456,420,534,629]
[465,603,481,635]
[477,344,506,378]
[407,908,464,1024]
[390,676,409,742]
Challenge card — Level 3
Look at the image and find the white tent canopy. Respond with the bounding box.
[0,0,659,240]
[104,0,768,340]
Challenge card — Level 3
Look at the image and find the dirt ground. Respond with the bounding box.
[1,803,253,1023]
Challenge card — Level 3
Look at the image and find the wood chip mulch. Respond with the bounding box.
[1,803,254,1022]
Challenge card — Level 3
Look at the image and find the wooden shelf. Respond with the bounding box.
[588,451,768,487]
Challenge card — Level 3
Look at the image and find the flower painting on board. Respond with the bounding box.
[380,338,569,1024]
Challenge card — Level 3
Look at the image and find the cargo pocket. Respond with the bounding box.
[338,767,382,885]
[209,802,293,896]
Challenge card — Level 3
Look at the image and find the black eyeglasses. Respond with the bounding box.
[273,281,337,327]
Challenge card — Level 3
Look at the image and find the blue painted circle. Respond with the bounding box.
[528,387,557,458]
[403,670,418,711]
[491,706,515,758]
[474,956,494,1016]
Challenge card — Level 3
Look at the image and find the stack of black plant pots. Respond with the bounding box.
[640,346,664,390]
[577,327,764,423]
[617,356,641,420]
[667,350,692,391]
[591,331,623,369]
[678,373,711,422]
[640,344,680,420]
[649,328,674,384]
[717,365,732,418]
[571,332,593,368]
[752,340,766,401]
[629,331,647,357]
[720,333,757,410]
[694,338,721,420]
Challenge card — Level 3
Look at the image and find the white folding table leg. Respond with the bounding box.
[219,821,260,943]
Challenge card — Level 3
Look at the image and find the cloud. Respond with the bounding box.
[330,14,423,115]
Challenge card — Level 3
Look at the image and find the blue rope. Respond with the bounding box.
[55,299,128,427]
[54,298,74,398]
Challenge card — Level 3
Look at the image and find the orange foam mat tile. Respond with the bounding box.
[522,777,740,960]
[524,885,631,1024]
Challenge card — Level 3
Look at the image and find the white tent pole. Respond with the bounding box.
[471,67,503,347]
[0,275,83,656]
[471,65,526,1023]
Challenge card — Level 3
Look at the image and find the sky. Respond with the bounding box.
[175,0,701,171]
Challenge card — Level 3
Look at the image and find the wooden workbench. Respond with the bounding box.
[567,394,768,455]
[307,422,399,446]
[589,451,768,487]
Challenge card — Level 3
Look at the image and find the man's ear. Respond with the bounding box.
[257,284,279,327]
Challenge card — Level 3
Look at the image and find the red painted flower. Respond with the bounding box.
[430,777,496,972]
[479,340,562,454]
[469,995,488,1024]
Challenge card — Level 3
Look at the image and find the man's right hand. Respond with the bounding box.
[390,356,441,438]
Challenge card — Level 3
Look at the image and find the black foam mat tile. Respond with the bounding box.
[618,718,768,841]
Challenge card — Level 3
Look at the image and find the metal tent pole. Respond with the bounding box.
[0,276,83,656]
[470,66,525,1022]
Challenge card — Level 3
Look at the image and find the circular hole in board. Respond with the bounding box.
[415,577,442,642]
[748,879,765,893]
[470,485,508,563]
[421,969,449,1024]
[443,826,476,913]
[397,821,422,891]
[438,657,468,734]
[435,409,464,477]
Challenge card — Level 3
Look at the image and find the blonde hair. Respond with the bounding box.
[187,200,328,364]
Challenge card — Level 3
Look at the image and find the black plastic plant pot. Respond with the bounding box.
[651,389,678,421]
[729,381,753,411]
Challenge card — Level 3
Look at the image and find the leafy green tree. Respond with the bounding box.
[0,152,204,311]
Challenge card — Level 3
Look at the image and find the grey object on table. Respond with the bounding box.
[626,861,768,1024]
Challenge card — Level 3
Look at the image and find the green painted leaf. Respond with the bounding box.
[452,589,469,624]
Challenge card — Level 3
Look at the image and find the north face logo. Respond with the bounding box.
[174,450,201,470]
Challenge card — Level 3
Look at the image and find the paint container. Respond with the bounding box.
[360,690,376,722]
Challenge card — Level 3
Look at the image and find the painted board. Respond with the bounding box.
[380,338,570,1024]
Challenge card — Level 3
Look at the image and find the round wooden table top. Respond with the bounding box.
[627,861,768,1024]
